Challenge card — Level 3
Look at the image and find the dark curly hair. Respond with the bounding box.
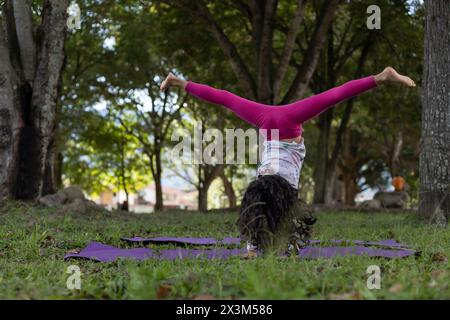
[237,174,316,253]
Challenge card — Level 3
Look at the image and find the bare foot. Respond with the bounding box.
[160,72,186,91]
[159,72,176,91]
[374,67,416,87]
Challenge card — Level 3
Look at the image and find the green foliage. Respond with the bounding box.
[59,0,424,202]
[63,111,149,196]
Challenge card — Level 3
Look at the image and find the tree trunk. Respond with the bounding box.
[54,151,64,190]
[119,137,129,209]
[419,0,450,224]
[314,32,374,205]
[220,169,237,208]
[313,25,336,204]
[154,147,164,211]
[154,178,163,212]
[198,183,209,213]
[42,134,58,195]
[197,164,222,212]
[313,111,332,204]
[0,0,69,200]
[339,129,360,205]
[198,176,214,213]
[325,170,337,204]
[389,132,403,177]
[343,174,358,206]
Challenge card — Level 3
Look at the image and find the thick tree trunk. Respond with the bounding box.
[419,0,450,224]
[0,24,20,200]
[197,164,222,212]
[198,176,214,213]
[0,0,69,200]
[343,173,358,206]
[42,134,58,195]
[54,151,64,190]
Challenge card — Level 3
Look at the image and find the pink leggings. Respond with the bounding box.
[185,76,377,140]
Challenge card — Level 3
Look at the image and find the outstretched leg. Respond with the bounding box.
[283,67,416,125]
[160,67,415,133]
[161,72,270,127]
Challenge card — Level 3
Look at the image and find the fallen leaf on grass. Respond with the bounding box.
[40,236,55,248]
[431,252,448,263]
[156,284,172,299]
[388,283,403,293]
[66,248,81,254]
[431,270,446,278]
[4,231,13,239]
[329,291,361,300]
[316,266,325,273]
[27,219,36,228]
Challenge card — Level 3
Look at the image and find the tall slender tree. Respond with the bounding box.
[419,0,449,225]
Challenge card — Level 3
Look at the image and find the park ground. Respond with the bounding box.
[0,201,448,300]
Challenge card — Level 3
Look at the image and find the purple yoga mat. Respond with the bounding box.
[310,239,411,248]
[298,246,416,259]
[64,241,416,262]
[121,236,411,249]
[121,236,241,246]
[64,242,248,262]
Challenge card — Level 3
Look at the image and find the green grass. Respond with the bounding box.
[0,201,448,299]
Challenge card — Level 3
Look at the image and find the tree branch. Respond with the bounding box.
[281,0,342,104]
[273,0,307,102]
[256,0,278,103]
[230,0,252,21]
[249,0,264,51]
[164,0,257,99]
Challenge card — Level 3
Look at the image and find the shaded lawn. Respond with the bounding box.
[0,201,448,299]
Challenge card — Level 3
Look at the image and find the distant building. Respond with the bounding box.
[96,184,197,213]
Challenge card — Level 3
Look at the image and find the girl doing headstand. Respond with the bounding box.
[160,67,415,255]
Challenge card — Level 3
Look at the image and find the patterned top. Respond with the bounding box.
[256,138,306,189]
